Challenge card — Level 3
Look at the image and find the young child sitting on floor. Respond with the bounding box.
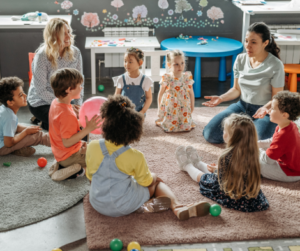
[175,113,269,212]
[114,47,153,115]
[48,68,101,181]
[0,77,50,157]
[156,50,195,132]
[86,95,210,220]
[258,91,300,182]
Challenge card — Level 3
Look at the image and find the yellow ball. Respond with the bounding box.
[127,242,141,251]
[52,249,62,251]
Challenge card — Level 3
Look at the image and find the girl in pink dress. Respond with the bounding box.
[156,50,196,132]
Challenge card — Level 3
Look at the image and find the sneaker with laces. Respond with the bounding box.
[186,146,202,170]
[12,146,36,157]
[51,164,81,181]
[175,145,191,171]
[76,168,85,178]
[30,116,40,125]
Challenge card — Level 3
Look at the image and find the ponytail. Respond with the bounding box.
[248,22,281,59]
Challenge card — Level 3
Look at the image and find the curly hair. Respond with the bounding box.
[125,47,144,64]
[0,77,24,107]
[37,18,75,68]
[50,68,83,98]
[273,91,300,121]
[100,95,143,146]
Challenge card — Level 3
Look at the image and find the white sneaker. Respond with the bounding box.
[175,146,191,171]
[186,146,202,170]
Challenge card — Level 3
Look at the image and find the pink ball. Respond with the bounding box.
[79,96,107,134]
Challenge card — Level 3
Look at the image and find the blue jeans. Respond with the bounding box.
[203,100,277,144]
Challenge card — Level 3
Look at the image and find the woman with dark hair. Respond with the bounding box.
[202,22,284,144]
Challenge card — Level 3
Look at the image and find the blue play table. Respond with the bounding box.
[161,36,243,98]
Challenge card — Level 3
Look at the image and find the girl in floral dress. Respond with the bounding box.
[175,114,269,212]
[156,50,195,132]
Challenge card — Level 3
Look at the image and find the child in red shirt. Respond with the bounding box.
[48,68,101,181]
[258,91,300,182]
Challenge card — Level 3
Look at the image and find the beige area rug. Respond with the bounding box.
[84,107,300,250]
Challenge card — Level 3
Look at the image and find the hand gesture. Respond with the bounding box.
[85,115,102,133]
[253,107,268,119]
[202,96,223,107]
[72,104,80,118]
[207,163,218,173]
[25,126,42,135]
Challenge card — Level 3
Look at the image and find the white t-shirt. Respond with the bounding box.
[113,72,153,92]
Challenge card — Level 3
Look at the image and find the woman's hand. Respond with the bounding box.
[72,104,80,118]
[207,163,218,173]
[202,96,223,107]
[253,107,269,119]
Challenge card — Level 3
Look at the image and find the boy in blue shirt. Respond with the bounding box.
[0,77,50,157]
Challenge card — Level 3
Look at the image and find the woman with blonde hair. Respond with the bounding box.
[175,114,269,212]
[28,18,84,131]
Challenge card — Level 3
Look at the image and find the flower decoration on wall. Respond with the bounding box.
[175,0,192,18]
[199,0,208,11]
[73,9,79,15]
[197,10,202,16]
[103,9,107,13]
[158,0,169,10]
[153,17,159,23]
[111,0,124,11]
[132,5,148,24]
[81,12,100,29]
[168,9,174,15]
[112,14,118,20]
[207,6,224,23]
[61,0,73,11]
[221,20,224,24]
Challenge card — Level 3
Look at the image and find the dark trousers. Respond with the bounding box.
[28,102,50,131]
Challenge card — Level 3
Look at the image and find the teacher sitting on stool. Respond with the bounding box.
[28,18,84,131]
[203,22,284,144]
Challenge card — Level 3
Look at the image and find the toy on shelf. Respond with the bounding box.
[11,11,49,22]
[98,85,105,92]
[37,157,47,168]
[79,97,107,135]
[110,239,123,251]
[127,242,141,251]
[3,162,11,167]
[209,204,222,217]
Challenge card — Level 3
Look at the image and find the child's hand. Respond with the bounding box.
[156,176,164,183]
[25,126,42,135]
[85,115,102,132]
[207,163,218,173]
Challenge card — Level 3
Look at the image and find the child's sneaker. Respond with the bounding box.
[186,146,202,170]
[175,145,190,171]
[12,146,36,157]
[76,168,85,178]
[30,116,40,125]
[48,162,59,177]
[51,164,81,181]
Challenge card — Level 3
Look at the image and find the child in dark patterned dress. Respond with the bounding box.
[175,114,269,212]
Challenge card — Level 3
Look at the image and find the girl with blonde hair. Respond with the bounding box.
[175,114,269,212]
[28,18,84,131]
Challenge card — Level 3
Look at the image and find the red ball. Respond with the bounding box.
[37,157,47,168]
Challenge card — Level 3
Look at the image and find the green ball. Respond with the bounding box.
[110,239,123,251]
[209,204,222,217]
[98,84,105,92]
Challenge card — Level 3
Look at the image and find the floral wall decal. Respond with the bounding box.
[81,12,100,29]
[158,0,169,10]
[199,0,208,11]
[207,6,224,23]
[175,0,192,17]
[111,0,124,11]
[61,0,73,12]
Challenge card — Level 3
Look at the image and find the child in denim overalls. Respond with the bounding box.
[86,95,210,220]
[114,47,153,115]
